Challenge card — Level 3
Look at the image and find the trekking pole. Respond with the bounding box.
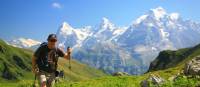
[67,46,71,70]
[67,46,72,87]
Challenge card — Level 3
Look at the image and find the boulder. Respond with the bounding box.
[184,55,200,76]
[140,74,165,87]
[112,72,129,76]
[140,80,149,87]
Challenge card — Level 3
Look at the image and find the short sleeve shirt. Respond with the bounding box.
[34,44,65,72]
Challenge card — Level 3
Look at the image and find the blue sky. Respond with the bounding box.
[0,0,200,41]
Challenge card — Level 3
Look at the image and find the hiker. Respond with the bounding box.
[32,34,72,87]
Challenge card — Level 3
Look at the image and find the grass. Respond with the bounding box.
[0,76,146,87]
[2,75,199,87]
[159,76,200,87]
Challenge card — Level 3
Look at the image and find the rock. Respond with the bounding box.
[149,74,165,85]
[184,55,200,76]
[112,72,129,76]
[140,74,165,87]
[140,80,148,87]
[140,80,149,87]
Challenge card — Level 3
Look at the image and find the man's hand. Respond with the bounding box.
[67,47,72,55]
[67,47,72,60]
[32,65,39,74]
[64,47,72,60]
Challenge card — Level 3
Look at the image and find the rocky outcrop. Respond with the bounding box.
[112,72,129,76]
[140,74,165,87]
[184,55,200,76]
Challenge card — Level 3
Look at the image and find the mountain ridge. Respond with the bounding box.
[56,7,200,75]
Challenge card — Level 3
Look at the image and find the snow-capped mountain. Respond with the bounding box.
[56,22,92,49]
[118,7,200,64]
[56,7,200,74]
[7,38,41,49]
[81,17,127,48]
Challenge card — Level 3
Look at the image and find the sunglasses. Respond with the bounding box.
[49,39,57,42]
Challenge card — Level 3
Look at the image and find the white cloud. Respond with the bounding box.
[52,2,62,9]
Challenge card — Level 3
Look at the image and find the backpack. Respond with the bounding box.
[36,42,59,73]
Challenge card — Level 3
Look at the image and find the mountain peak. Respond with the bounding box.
[58,22,74,35]
[61,22,73,29]
[133,7,168,25]
[151,6,166,12]
[169,13,180,20]
[133,7,181,25]
[149,6,167,20]
[102,17,110,23]
[100,17,115,29]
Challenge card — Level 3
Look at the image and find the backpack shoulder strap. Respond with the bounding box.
[40,42,48,47]
[54,47,59,70]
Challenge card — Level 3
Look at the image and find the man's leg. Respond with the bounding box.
[37,72,47,87]
[46,72,56,87]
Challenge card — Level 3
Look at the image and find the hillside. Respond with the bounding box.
[0,39,33,81]
[57,58,107,81]
[148,44,200,72]
[0,39,107,85]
